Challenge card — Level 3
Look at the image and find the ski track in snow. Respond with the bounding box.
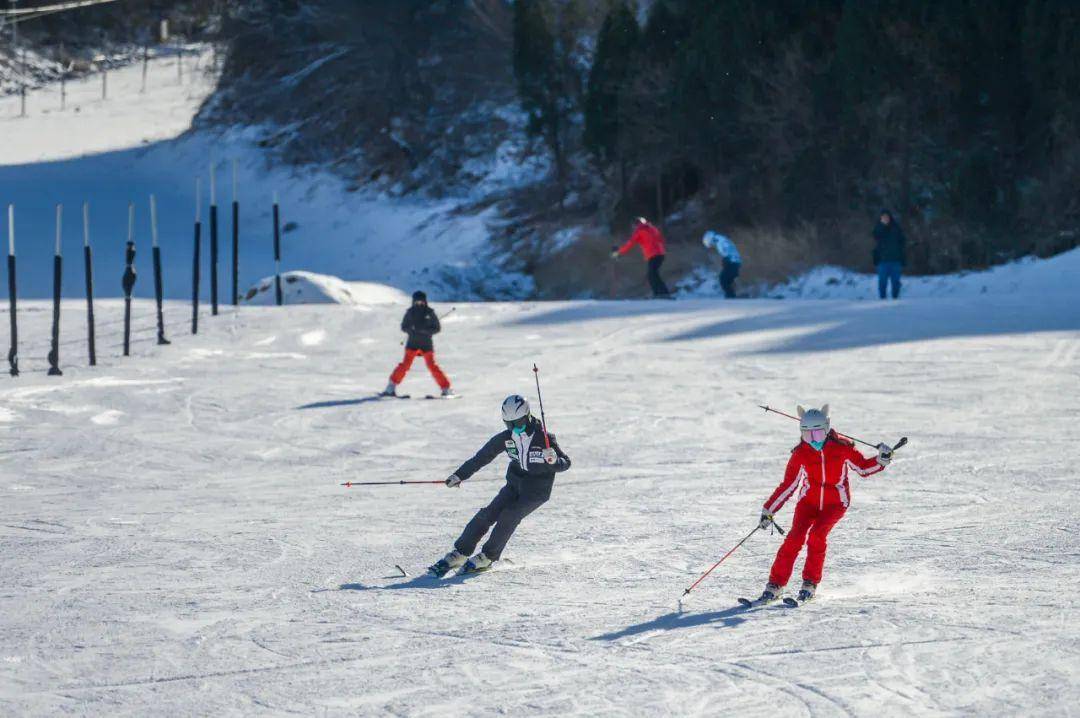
[0,293,1078,716]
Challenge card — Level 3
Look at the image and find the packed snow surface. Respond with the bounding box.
[1,285,1078,715]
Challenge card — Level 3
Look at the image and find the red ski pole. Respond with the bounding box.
[341,480,445,487]
[532,363,550,448]
[682,518,785,597]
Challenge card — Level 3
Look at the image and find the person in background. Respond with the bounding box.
[872,210,906,299]
[381,291,454,398]
[702,230,741,298]
[612,217,671,298]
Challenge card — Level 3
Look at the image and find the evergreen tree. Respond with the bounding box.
[583,1,640,162]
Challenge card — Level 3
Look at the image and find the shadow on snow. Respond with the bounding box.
[590,605,769,641]
[297,396,384,410]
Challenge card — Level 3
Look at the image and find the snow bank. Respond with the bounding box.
[680,247,1080,300]
[242,271,408,307]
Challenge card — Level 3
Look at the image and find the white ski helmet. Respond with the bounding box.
[501,395,531,429]
[797,404,830,447]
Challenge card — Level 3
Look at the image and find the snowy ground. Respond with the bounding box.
[2,284,1078,715]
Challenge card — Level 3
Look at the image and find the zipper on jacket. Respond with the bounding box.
[819,450,826,510]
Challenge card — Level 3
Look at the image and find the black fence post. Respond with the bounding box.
[47,205,63,376]
[6,205,18,377]
[83,203,96,366]
[150,194,170,345]
[192,178,201,334]
[273,191,282,306]
[122,205,136,357]
[210,161,219,316]
[231,159,239,306]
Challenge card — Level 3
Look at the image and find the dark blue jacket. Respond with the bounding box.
[401,305,441,351]
[872,215,906,265]
[456,417,571,481]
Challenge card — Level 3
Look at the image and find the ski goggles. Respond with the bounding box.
[504,416,529,432]
[801,428,828,444]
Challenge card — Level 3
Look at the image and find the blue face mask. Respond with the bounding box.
[810,439,826,451]
[512,425,527,435]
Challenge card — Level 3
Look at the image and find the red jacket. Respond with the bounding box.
[763,432,884,513]
[617,223,666,260]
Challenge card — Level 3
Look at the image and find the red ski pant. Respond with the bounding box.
[769,500,846,586]
[389,349,451,390]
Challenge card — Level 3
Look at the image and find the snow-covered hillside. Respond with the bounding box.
[1,286,1077,715]
[0,49,529,301]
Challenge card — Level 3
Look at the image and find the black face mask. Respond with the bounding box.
[504,416,529,433]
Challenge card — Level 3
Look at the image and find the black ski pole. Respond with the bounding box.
[47,204,63,376]
[532,363,550,448]
[6,204,18,377]
[82,203,96,366]
[758,405,908,452]
[192,178,201,334]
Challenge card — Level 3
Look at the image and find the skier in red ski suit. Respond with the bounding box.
[612,217,671,297]
[755,405,893,603]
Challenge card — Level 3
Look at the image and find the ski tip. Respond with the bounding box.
[782,597,798,607]
[737,597,753,607]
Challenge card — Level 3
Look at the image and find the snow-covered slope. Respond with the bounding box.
[1,287,1077,715]
[0,49,529,302]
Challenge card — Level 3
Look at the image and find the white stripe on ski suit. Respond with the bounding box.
[767,465,806,515]
[512,429,535,473]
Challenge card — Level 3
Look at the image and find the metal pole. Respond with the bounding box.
[83,202,96,366]
[192,177,201,334]
[231,159,239,305]
[47,204,63,376]
[273,191,282,306]
[6,204,18,376]
[150,194,169,345]
[122,204,136,356]
[209,160,218,315]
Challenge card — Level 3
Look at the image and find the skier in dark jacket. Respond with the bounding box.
[428,394,571,576]
[382,291,453,397]
[872,210,906,299]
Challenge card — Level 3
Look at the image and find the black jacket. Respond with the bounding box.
[455,418,572,481]
[872,220,906,266]
[401,305,441,351]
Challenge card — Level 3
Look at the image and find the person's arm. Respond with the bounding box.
[430,310,442,336]
[844,444,887,477]
[544,433,571,473]
[763,452,804,516]
[400,310,412,334]
[453,432,507,481]
[616,230,641,256]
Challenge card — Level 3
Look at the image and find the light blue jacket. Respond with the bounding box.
[702,231,741,263]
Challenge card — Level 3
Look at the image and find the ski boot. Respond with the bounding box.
[441,387,455,398]
[460,552,493,574]
[738,582,783,608]
[427,550,466,578]
[380,382,397,397]
[796,580,816,602]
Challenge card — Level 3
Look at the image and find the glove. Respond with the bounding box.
[445,474,462,488]
[758,511,774,530]
[876,443,893,466]
[541,448,557,465]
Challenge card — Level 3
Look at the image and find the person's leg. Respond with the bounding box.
[454,482,518,557]
[768,502,817,587]
[422,351,451,390]
[802,504,847,585]
[648,255,670,296]
[877,264,888,299]
[480,477,553,560]
[891,263,902,299]
[389,349,420,385]
[720,262,737,298]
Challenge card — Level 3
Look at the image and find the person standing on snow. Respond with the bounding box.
[751,405,894,604]
[382,291,454,397]
[612,217,671,298]
[872,210,906,299]
[702,230,741,298]
[428,395,571,576]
